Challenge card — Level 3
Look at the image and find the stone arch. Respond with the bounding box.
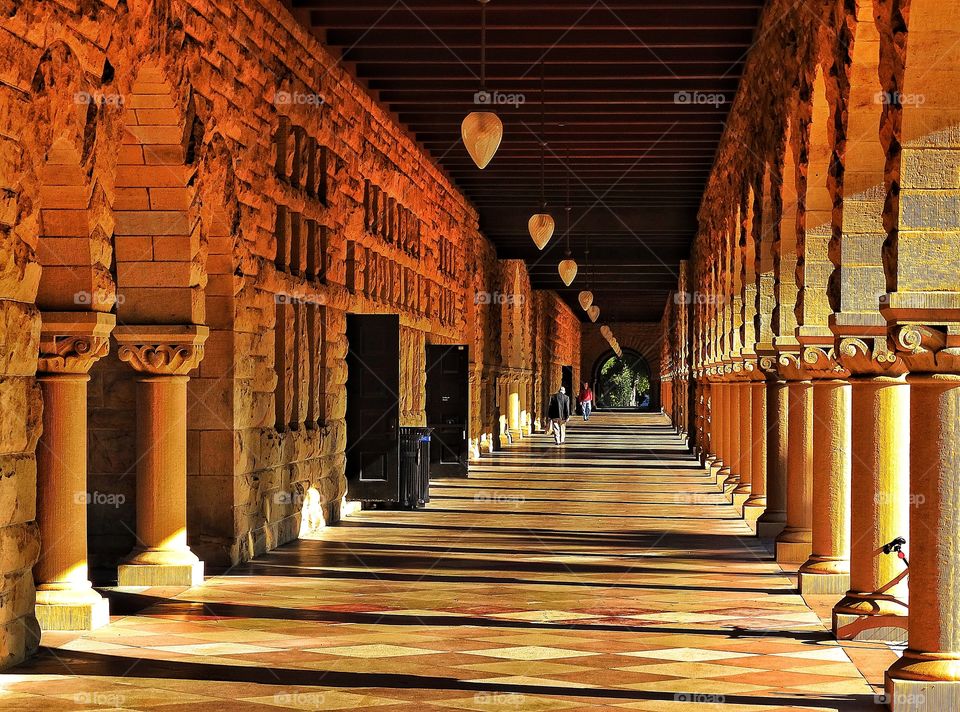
[590,347,655,411]
[112,62,205,325]
[24,40,116,313]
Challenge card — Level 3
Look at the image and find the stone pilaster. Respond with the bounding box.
[114,325,208,587]
[34,312,115,631]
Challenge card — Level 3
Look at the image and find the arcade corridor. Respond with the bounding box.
[3,415,891,711]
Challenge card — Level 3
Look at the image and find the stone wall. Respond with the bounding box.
[0,0,581,667]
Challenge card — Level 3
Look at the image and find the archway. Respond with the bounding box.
[590,348,653,411]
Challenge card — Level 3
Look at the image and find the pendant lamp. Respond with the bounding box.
[587,305,600,322]
[461,1,501,169]
[557,168,577,286]
[578,291,593,310]
[529,63,554,248]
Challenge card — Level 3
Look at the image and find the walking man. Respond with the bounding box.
[578,382,594,421]
[547,386,571,445]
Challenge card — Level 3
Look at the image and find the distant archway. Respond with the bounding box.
[590,348,653,411]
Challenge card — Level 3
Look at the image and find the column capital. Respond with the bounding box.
[38,311,116,375]
[776,346,848,381]
[889,323,960,375]
[836,335,908,377]
[114,325,209,376]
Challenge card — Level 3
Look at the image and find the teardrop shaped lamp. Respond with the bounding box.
[587,305,600,322]
[461,111,503,169]
[528,213,555,250]
[558,258,578,286]
[578,290,593,310]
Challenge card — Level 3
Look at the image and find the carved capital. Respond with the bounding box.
[837,336,907,376]
[38,312,116,375]
[114,325,209,376]
[890,324,960,374]
[799,345,849,379]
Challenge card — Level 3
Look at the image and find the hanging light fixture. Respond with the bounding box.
[557,161,577,286]
[587,305,600,322]
[529,63,554,249]
[461,0,502,169]
[578,247,593,310]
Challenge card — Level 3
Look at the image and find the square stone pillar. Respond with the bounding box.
[114,325,208,587]
[34,312,115,631]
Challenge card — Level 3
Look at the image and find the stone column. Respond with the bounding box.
[34,313,115,630]
[799,376,852,594]
[832,372,910,638]
[775,364,813,566]
[725,377,741,487]
[743,378,767,527]
[712,379,727,481]
[732,378,753,509]
[507,375,522,441]
[114,326,208,587]
[757,369,788,538]
[886,372,960,709]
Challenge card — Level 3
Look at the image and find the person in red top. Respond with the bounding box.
[578,382,594,421]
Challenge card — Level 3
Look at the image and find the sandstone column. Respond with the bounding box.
[799,375,851,594]
[757,368,788,538]
[732,378,753,509]
[832,371,910,638]
[34,313,115,630]
[743,377,767,527]
[507,375,521,441]
[775,360,812,565]
[886,372,960,709]
[114,326,208,587]
[724,375,741,487]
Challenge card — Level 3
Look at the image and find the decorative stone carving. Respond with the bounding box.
[38,312,116,375]
[837,336,906,376]
[113,326,209,376]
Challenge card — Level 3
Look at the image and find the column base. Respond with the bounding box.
[756,510,787,539]
[118,549,204,587]
[884,676,960,711]
[35,587,110,631]
[732,490,750,512]
[742,503,765,535]
[833,594,909,642]
[775,529,812,565]
[509,428,523,441]
[798,571,850,595]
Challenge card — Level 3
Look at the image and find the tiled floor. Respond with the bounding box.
[3,413,891,710]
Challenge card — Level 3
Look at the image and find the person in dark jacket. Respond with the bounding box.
[547,386,571,444]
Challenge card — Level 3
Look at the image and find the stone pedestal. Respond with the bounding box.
[799,379,851,594]
[34,312,114,631]
[775,379,812,566]
[885,374,960,710]
[833,375,909,640]
[757,376,788,539]
[115,326,208,588]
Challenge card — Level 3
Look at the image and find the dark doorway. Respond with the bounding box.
[426,345,469,477]
[345,314,400,502]
[591,348,653,411]
[561,365,574,397]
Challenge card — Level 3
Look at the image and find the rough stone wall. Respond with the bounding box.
[0,0,582,665]
[532,291,581,424]
[580,322,663,410]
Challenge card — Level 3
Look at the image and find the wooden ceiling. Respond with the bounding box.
[293,0,764,322]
